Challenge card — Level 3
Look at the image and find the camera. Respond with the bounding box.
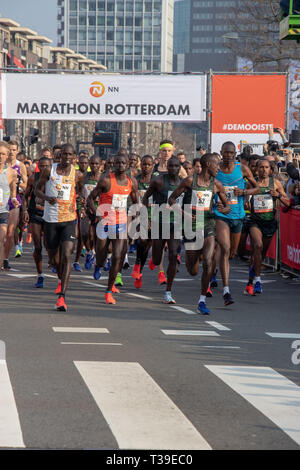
[267,140,280,152]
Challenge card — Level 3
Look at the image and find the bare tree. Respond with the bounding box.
[226,0,300,71]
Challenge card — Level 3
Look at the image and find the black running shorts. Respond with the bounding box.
[44,220,76,250]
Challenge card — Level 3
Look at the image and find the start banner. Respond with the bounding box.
[1,73,207,122]
[211,74,287,153]
[280,207,300,272]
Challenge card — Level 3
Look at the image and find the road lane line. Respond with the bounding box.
[266,333,300,339]
[53,327,109,333]
[74,361,211,450]
[170,306,197,315]
[127,293,153,300]
[82,281,107,288]
[61,342,122,346]
[0,360,25,447]
[161,330,220,336]
[205,365,300,446]
[205,321,231,331]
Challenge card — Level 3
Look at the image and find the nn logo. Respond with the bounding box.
[90,82,119,98]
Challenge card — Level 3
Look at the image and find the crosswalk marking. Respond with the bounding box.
[205,365,300,446]
[161,329,220,336]
[205,321,231,331]
[266,333,300,339]
[61,342,122,346]
[170,306,197,315]
[74,361,211,450]
[53,327,109,333]
[127,293,153,300]
[0,360,25,448]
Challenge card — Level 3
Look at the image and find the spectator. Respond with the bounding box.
[183,160,193,176]
[177,151,187,165]
[282,182,300,212]
[196,145,206,156]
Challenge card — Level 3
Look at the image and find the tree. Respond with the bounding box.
[225,0,300,71]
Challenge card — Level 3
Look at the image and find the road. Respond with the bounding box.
[0,243,300,451]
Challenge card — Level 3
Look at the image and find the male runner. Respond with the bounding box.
[25,156,51,288]
[0,142,18,270]
[142,157,182,304]
[35,144,84,311]
[213,141,259,305]
[169,153,229,314]
[87,153,138,304]
[73,154,90,271]
[3,140,28,269]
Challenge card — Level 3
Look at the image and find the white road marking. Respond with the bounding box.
[161,330,220,336]
[266,332,300,339]
[170,306,197,315]
[205,321,231,331]
[174,278,193,282]
[0,359,25,447]
[182,345,240,349]
[82,281,107,288]
[74,361,211,450]
[127,293,153,300]
[6,273,34,278]
[231,279,276,284]
[205,365,300,446]
[53,327,109,333]
[61,342,122,346]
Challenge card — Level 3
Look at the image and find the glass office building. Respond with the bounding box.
[57,0,174,72]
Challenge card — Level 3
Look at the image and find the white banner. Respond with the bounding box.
[289,60,300,133]
[1,73,207,122]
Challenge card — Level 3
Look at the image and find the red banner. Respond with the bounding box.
[280,208,300,272]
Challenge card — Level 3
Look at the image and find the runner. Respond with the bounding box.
[73,154,90,272]
[243,158,289,295]
[168,153,229,314]
[0,141,18,270]
[142,156,182,304]
[131,155,155,288]
[213,141,259,306]
[35,143,84,311]
[25,156,52,288]
[3,140,28,270]
[86,153,138,304]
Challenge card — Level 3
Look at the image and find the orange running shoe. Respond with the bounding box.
[131,263,141,279]
[134,274,143,289]
[244,282,254,296]
[148,258,157,271]
[55,281,62,294]
[111,285,120,294]
[105,292,116,304]
[158,271,167,285]
[26,233,32,244]
[206,286,213,298]
[55,296,67,311]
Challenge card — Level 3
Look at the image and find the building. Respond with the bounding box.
[173,0,190,72]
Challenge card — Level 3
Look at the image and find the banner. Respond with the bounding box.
[1,73,207,122]
[289,60,300,134]
[211,74,287,154]
[280,207,300,272]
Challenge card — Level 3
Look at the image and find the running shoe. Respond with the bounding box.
[73,262,82,272]
[148,258,156,271]
[85,253,93,270]
[55,296,67,311]
[197,301,210,315]
[224,292,234,306]
[3,259,11,271]
[134,275,143,289]
[111,285,120,294]
[177,254,181,265]
[26,233,32,244]
[115,272,124,286]
[254,280,262,295]
[103,258,111,271]
[131,263,141,279]
[93,265,101,280]
[129,244,136,254]
[210,275,218,288]
[105,292,116,305]
[163,292,176,304]
[206,286,213,298]
[80,247,86,257]
[34,276,44,288]
[123,259,130,269]
[158,271,167,285]
[14,248,22,258]
[55,281,62,294]
[244,282,254,296]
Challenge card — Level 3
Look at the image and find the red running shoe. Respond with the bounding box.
[131,263,141,279]
[55,281,62,294]
[111,285,120,294]
[148,258,157,271]
[134,274,143,289]
[244,282,254,296]
[206,286,213,298]
[55,296,67,311]
[158,271,167,285]
[105,292,116,304]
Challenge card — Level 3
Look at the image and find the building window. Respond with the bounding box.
[70,0,77,11]
[88,0,96,11]
[97,16,105,26]
[79,0,87,12]
[97,1,105,9]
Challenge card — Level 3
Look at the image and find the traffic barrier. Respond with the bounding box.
[279,207,300,276]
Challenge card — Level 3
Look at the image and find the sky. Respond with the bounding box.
[0,0,57,44]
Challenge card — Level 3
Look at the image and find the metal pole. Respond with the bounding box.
[207,69,213,152]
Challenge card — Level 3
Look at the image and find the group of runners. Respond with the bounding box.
[0,137,290,313]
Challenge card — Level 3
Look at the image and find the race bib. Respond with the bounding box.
[56,183,71,201]
[112,193,128,210]
[191,189,212,211]
[0,188,3,206]
[168,191,184,207]
[84,183,97,197]
[253,194,273,213]
[224,186,238,205]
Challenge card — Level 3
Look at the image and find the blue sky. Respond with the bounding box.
[0,0,57,44]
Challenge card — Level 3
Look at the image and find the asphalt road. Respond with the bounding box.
[0,243,300,451]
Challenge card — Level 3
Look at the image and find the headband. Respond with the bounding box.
[160,143,174,150]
